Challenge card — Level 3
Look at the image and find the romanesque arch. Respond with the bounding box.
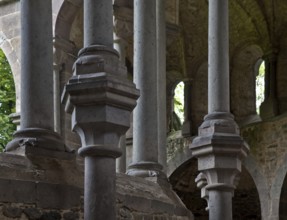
[169,154,262,220]
[276,151,287,219]
[53,0,82,148]
[230,43,264,126]
[0,3,20,112]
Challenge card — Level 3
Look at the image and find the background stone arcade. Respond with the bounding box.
[1,0,287,219]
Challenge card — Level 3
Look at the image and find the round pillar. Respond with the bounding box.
[6,0,65,153]
[62,1,139,220]
[190,1,249,219]
[208,0,229,113]
[157,0,167,172]
[127,0,163,177]
[84,0,113,48]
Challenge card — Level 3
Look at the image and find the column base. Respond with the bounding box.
[127,161,164,178]
[5,128,69,155]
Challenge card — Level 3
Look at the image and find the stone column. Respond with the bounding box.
[6,0,66,154]
[116,135,126,173]
[114,33,127,173]
[190,1,249,220]
[62,0,139,219]
[127,0,163,177]
[182,80,192,137]
[157,0,167,172]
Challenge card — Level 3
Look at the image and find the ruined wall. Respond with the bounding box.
[0,152,193,220]
[167,114,287,219]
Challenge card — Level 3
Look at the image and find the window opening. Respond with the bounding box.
[0,49,16,151]
[256,60,265,114]
[173,81,184,125]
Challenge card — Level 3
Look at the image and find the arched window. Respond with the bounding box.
[0,49,16,151]
[171,81,184,131]
[255,59,265,114]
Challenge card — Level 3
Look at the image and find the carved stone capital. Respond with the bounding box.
[62,45,139,159]
[190,112,249,190]
[195,172,209,210]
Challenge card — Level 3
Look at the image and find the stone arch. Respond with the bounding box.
[242,155,268,220]
[275,152,287,220]
[168,153,262,219]
[230,43,264,126]
[168,157,207,218]
[53,0,82,42]
[0,32,20,112]
[53,0,83,149]
[167,142,192,178]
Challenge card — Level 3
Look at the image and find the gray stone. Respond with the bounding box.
[127,0,163,178]
[24,208,42,220]
[61,1,139,220]
[0,179,36,203]
[189,0,249,220]
[118,206,132,219]
[40,211,61,220]
[37,183,82,209]
[63,211,79,220]
[2,206,22,218]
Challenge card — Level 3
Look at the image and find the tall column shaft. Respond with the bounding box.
[6,0,66,153]
[208,0,229,113]
[21,0,54,130]
[84,0,113,48]
[85,157,116,219]
[157,0,167,171]
[208,190,233,220]
[113,34,128,173]
[133,0,158,163]
[116,136,126,173]
[190,1,249,219]
[127,0,163,177]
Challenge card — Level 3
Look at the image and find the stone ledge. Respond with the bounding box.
[0,153,193,219]
[0,179,83,209]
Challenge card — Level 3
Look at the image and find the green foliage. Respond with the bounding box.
[256,62,265,114]
[174,81,184,124]
[0,49,16,151]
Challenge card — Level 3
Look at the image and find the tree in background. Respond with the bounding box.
[0,49,16,151]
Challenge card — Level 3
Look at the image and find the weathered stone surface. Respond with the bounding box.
[40,211,61,220]
[2,206,22,218]
[63,211,79,220]
[24,208,42,220]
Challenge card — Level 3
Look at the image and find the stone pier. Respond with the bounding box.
[190,0,249,219]
[127,0,163,177]
[6,0,66,154]
[62,0,139,219]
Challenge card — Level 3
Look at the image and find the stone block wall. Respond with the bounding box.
[167,114,287,220]
[0,152,193,220]
[0,203,82,220]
